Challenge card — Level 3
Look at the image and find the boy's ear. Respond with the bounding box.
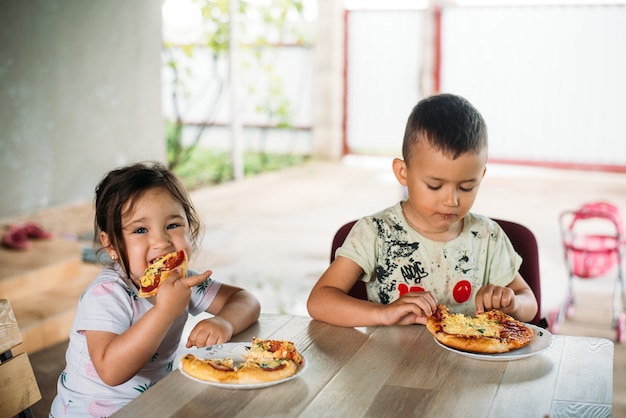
[392,158,408,186]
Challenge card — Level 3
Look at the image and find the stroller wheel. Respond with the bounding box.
[617,313,626,344]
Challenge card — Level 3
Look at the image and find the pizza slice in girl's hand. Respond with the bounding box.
[426,304,534,354]
[138,250,188,298]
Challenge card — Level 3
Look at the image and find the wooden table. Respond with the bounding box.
[114,313,614,418]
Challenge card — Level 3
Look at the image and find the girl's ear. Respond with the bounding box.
[392,158,408,187]
[100,232,119,261]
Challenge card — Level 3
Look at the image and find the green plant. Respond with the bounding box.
[172,147,308,189]
[163,0,310,173]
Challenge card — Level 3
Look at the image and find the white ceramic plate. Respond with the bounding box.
[434,324,554,361]
[178,342,306,389]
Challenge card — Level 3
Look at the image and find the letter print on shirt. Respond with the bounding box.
[372,218,428,304]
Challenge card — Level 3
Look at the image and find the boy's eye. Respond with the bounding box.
[426,184,474,192]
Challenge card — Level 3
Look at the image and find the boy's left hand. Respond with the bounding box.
[474,284,517,315]
[186,316,234,348]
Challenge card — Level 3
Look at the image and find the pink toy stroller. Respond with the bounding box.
[551,201,626,342]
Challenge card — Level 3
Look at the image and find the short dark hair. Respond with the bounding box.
[93,161,201,278]
[402,93,488,164]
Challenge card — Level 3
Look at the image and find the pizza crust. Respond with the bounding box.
[427,304,534,354]
[180,338,303,385]
[181,355,239,383]
[236,359,298,384]
[429,332,512,354]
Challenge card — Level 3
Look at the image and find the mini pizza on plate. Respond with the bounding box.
[426,304,535,354]
[180,338,304,387]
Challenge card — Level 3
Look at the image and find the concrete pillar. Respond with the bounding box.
[312,0,345,160]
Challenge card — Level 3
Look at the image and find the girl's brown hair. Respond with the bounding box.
[93,161,201,278]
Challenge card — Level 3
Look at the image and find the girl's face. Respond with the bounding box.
[104,187,191,285]
[393,140,487,240]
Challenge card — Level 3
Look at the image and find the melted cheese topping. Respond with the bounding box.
[140,264,161,288]
[442,312,501,338]
[249,359,287,371]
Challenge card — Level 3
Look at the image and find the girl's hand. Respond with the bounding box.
[474,284,517,315]
[186,316,234,348]
[378,290,438,325]
[154,269,212,319]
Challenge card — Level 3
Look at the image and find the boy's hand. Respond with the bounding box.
[379,290,437,325]
[474,284,517,315]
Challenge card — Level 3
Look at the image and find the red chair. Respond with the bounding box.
[330,218,546,327]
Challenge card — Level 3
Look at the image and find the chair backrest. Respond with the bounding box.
[330,218,544,327]
[330,220,366,300]
[491,218,543,327]
[0,299,42,418]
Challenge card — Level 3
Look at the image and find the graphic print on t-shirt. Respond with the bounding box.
[345,206,520,317]
[372,216,481,306]
[372,218,429,304]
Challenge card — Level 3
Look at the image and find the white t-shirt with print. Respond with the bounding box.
[336,202,521,316]
[49,264,220,418]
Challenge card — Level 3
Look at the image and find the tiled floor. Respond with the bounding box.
[28,157,626,416]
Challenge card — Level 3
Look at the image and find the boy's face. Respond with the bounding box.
[102,187,191,285]
[393,140,487,236]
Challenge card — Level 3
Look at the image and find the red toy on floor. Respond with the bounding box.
[1,222,53,250]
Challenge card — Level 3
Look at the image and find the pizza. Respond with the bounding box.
[180,338,304,385]
[138,250,188,298]
[246,337,303,364]
[426,304,534,354]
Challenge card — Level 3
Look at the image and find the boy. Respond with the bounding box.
[307,93,538,327]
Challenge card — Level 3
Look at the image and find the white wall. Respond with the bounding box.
[442,5,626,166]
[0,0,164,218]
[345,5,626,168]
[346,10,425,156]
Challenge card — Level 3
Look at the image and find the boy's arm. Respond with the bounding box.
[307,257,437,327]
[307,256,377,326]
[307,256,369,327]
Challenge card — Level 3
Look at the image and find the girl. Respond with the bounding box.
[50,162,261,417]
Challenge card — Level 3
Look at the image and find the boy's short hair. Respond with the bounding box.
[402,93,488,164]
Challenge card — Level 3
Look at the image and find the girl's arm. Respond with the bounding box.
[85,307,179,386]
[86,270,211,386]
